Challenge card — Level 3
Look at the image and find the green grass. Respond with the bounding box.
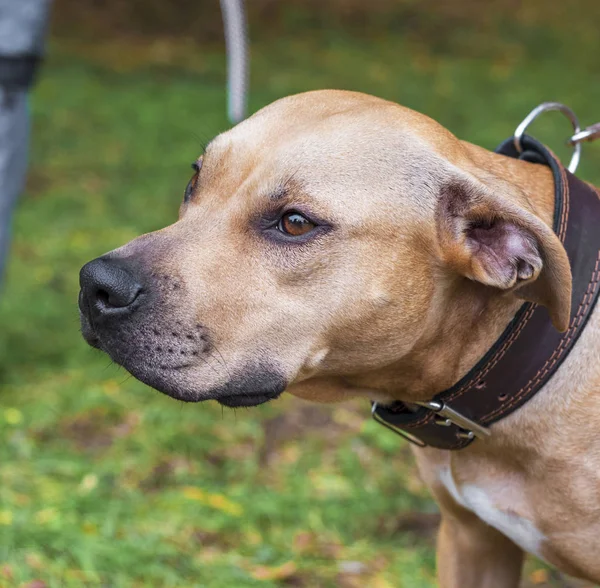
[1,23,599,587]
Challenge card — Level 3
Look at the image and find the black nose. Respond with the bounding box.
[79,258,143,317]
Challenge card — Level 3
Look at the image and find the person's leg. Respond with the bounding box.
[0,0,52,288]
[0,89,29,287]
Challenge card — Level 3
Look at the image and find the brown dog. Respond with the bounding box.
[78,90,600,587]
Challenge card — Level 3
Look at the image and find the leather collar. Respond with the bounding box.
[372,135,600,450]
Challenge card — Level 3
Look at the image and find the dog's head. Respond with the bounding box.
[79,91,571,406]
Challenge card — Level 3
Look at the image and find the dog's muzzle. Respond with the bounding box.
[78,255,209,400]
[78,255,286,407]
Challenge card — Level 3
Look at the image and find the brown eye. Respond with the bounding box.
[184,158,203,202]
[278,211,316,236]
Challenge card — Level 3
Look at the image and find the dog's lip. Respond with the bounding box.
[80,314,103,349]
[216,391,281,408]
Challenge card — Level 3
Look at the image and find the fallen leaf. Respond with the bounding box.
[529,568,549,584]
[182,486,243,516]
[370,575,396,588]
[249,560,297,581]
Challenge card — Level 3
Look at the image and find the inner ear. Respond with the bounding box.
[437,178,572,332]
[465,217,542,289]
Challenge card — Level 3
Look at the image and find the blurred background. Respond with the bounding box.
[1,1,599,586]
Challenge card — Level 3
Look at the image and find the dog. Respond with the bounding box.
[78,90,600,587]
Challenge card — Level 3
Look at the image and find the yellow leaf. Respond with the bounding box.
[529,568,549,584]
[250,561,297,581]
[181,486,243,516]
[82,522,98,535]
[182,486,206,501]
[370,575,396,588]
[0,511,13,526]
[4,408,22,425]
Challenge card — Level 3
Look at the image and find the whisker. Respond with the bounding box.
[212,344,232,380]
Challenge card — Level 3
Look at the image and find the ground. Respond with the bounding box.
[0,24,599,588]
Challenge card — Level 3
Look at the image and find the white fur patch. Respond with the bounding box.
[439,466,468,509]
[439,468,545,558]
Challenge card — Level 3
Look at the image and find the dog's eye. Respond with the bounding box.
[184,159,202,202]
[277,211,316,236]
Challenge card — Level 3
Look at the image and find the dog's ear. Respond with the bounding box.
[436,179,572,332]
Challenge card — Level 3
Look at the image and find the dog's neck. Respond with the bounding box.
[352,147,558,404]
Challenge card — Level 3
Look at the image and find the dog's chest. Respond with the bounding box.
[438,467,545,558]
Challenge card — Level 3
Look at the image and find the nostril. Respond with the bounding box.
[95,283,142,309]
[79,257,144,314]
[96,286,141,308]
[96,288,110,305]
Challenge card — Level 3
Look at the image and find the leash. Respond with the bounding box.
[219,0,249,124]
[372,102,600,450]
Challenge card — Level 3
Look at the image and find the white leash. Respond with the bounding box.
[219,0,249,124]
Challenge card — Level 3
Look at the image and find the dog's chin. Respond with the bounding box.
[143,368,286,407]
[144,373,284,407]
[216,391,282,408]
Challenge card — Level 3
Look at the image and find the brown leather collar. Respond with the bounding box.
[372,135,600,450]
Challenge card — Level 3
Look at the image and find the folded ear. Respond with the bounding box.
[436,179,572,331]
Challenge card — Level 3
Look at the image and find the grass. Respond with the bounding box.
[1,20,599,587]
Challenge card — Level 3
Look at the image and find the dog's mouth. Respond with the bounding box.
[81,312,287,407]
[155,379,283,406]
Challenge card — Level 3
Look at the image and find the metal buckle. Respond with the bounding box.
[513,102,581,173]
[416,400,491,440]
[371,402,427,447]
[371,400,490,446]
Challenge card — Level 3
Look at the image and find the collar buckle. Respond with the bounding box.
[416,400,491,440]
[371,400,491,447]
[371,402,427,447]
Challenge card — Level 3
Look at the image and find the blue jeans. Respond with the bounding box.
[0,88,29,287]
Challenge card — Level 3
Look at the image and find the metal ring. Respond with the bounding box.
[513,102,581,173]
[568,123,600,145]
